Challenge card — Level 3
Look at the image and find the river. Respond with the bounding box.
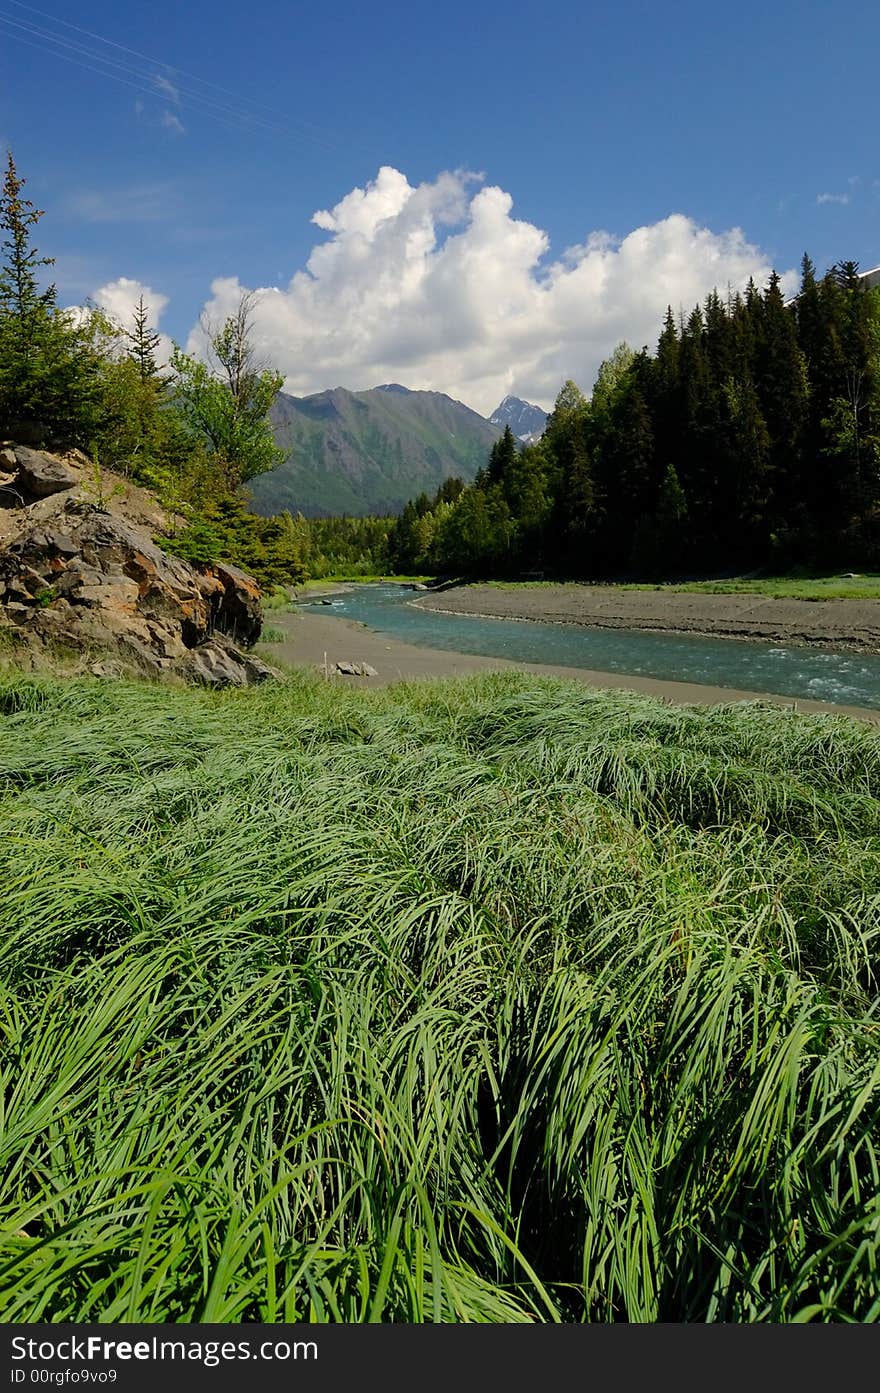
[299,583,880,710]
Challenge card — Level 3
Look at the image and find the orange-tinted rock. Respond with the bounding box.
[208,561,263,648]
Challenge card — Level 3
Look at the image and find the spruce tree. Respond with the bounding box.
[393,252,878,578]
[0,150,56,438]
[649,307,681,486]
[631,463,689,575]
[0,151,102,445]
[677,305,713,557]
[593,361,654,569]
[124,295,164,384]
[794,253,824,481]
[555,430,597,576]
[821,262,880,536]
[0,151,55,327]
[755,271,807,535]
[486,425,518,494]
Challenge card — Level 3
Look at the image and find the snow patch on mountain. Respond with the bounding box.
[489,395,548,443]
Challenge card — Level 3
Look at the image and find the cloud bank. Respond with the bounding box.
[188,166,796,416]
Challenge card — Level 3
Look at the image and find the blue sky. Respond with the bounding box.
[2,0,879,413]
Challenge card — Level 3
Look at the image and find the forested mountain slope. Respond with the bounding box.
[249,384,501,517]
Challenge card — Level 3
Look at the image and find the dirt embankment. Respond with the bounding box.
[413,584,880,654]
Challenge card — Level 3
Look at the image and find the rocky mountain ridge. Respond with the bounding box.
[488,395,548,443]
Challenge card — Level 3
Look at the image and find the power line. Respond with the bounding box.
[0,1,344,153]
[0,11,334,147]
[5,0,323,129]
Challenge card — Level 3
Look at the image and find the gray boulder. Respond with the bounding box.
[334,660,378,677]
[14,447,78,500]
[174,633,276,688]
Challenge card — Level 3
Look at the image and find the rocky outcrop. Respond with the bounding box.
[208,562,262,647]
[0,445,275,687]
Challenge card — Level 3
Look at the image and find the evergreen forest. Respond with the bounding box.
[388,263,880,580]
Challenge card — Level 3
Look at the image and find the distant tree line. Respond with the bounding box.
[389,261,880,578]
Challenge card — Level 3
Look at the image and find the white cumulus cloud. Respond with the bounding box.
[817,192,850,206]
[188,166,796,415]
[86,277,174,367]
[93,276,168,328]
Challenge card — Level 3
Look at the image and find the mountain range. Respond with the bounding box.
[248,386,546,518]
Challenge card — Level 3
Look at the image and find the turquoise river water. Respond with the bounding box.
[301,584,880,710]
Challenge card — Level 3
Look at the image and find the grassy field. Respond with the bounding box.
[623,575,880,601]
[297,575,431,591]
[2,668,880,1321]
[486,575,880,601]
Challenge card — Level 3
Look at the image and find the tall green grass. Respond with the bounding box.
[2,669,880,1320]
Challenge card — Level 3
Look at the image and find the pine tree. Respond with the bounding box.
[649,307,681,485]
[0,150,55,328]
[124,295,164,384]
[555,430,597,575]
[677,305,713,556]
[754,271,807,534]
[486,424,518,496]
[633,463,689,575]
[0,150,56,438]
[820,262,880,538]
[0,151,103,445]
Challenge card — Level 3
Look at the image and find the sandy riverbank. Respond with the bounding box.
[413,583,880,653]
[261,607,880,723]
